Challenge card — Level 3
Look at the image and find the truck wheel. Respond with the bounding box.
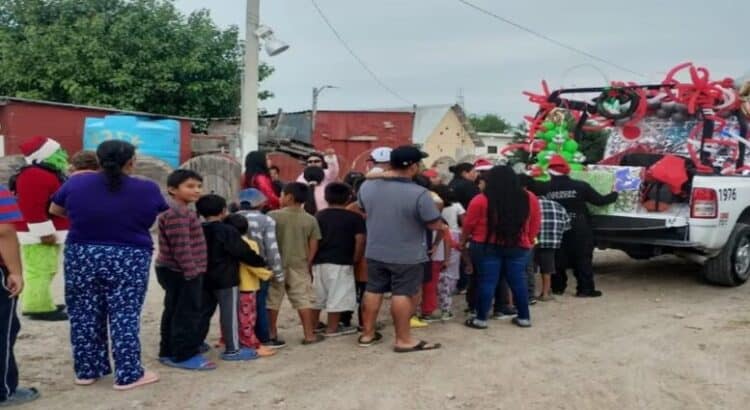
[703,223,750,286]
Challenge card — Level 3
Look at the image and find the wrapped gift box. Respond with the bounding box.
[570,165,645,215]
[589,165,644,214]
[570,169,615,215]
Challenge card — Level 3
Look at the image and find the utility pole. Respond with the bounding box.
[311,85,336,137]
[240,0,260,160]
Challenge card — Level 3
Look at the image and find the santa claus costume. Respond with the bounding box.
[13,136,69,321]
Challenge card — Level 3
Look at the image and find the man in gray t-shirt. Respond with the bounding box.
[356,146,444,353]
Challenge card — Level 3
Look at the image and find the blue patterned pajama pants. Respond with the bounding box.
[64,243,151,386]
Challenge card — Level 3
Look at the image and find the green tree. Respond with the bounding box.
[0,0,273,118]
[469,113,512,133]
[507,122,531,165]
[577,128,609,164]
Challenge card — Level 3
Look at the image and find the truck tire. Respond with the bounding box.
[702,223,750,286]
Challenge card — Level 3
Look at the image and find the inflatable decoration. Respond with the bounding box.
[528,111,587,180]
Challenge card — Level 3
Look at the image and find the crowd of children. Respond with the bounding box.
[152,145,607,371]
[0,139,614,408]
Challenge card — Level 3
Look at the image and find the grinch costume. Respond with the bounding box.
[12,136,69,321]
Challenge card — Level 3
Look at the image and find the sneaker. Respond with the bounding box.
[576,290,603,298]
[314,322,327,334]
[410,316,429,328]
[441,311,454,321]
[492,312,513,320]
[324,325,358,337]
[512,317,532,328]
[528,296,538,305]
[221,347,259,361]
[263,338,287,349]
[420,313,443,323]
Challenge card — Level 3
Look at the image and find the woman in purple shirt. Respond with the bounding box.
[50,140,168,391]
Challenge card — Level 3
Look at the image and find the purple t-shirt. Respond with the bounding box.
[52,173,169,249]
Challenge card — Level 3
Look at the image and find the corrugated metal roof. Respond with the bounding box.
[0,96,198,121]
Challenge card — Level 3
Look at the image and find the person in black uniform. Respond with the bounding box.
[545,156,617,298]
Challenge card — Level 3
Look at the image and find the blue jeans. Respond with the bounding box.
[255,280,270,343]
[471,242,531,322]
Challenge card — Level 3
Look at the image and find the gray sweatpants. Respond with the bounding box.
[199,287,241,354]
[216,287,240,353]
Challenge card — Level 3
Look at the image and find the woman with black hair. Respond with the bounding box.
[302,166,325,215]
[461,165,541,329]
[296,149,339,211]
[447,162,479,210]
[243,151,280,210]
[49,140,168,390]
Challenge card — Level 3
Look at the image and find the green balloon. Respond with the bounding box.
[542,130,556,142]
[542,121,555,131]
[535,173,550,182]
[561,151,574,162]
[570,163,584,171]
[563,139,579,153]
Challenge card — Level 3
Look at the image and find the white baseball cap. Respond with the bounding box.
[369,147,392,164]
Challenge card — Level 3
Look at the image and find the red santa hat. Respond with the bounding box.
[548,155,571,176]
[473,158,493,171]
[20,136,61,164]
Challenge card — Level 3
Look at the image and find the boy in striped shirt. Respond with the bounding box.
[155,170,213,371]
[0,185,40,406]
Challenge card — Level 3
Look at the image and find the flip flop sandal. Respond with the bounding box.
[74,378,97,386]
[393,340,442,353]
[113,370,159,391]
[301,334,325,345]
[162,355,217,371]
[464,319,488,330]
[357,332,383,347]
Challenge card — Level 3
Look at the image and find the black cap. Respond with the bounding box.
[390,145,428,169]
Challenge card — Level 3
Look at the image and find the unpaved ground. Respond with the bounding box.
[17,251,750,410]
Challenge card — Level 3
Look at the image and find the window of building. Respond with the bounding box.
[487,145,498,154]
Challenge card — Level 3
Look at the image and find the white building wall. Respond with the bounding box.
[475,132,514,157]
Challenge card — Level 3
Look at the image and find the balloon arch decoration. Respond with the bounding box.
[503,62,750,178]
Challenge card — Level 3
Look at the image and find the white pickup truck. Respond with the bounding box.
[593,175,750,286]
[539,85,750,286]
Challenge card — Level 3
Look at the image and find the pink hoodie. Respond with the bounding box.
[297,154,339,211]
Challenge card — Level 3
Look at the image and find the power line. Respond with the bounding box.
[309,0,413,105]
[457,0,647,78]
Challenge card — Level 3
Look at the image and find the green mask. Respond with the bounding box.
[42,148,69,173]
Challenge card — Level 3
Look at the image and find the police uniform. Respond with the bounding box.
[545,157,617,296]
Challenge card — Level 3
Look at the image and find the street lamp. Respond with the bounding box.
[240,0,289,162]
[311,85,338,136]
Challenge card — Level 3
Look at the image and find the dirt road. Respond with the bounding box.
[18,251,750,409]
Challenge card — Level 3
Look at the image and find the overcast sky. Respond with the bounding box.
[175,0,749,123]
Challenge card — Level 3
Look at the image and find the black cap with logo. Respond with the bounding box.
[389,145,429,169]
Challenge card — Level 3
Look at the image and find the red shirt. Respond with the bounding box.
[243,173,280,210]
[462,191,541,249]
